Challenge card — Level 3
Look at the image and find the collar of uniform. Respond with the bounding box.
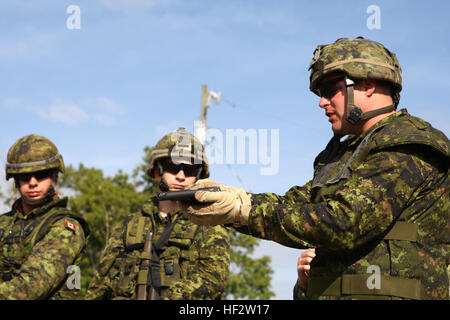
[13,196,68,220]
[341,109,405,156]
[141,195,186,224]
[141,196,158,217]
[358,108,405,141]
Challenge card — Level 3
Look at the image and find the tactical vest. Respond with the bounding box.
[307,110,449,299]
[108,211,203,299]
[0,198,89,298]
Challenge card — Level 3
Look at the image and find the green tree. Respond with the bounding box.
[58,146,274,299]
[59,164,146,290]
[131,145,159,196]
[225,231,274,299]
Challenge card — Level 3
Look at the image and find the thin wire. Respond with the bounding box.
[205,137,252,193]
[221,95,304,128]
[205,92,303,192]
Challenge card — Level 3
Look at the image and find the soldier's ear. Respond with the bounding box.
[52,171,59,185]
[14,177,20,189]
[153,163,162,182]
[157,161,164,177]
[360,79,376,97]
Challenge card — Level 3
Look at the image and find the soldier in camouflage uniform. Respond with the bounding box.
[181,37,449,299]
[87,128,230,300]
[0,134,89,299]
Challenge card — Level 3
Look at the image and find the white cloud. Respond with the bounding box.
[100,0,170,11]
[0,40,28,59]
[0,31,56,60]
[153,2,299,32]
[88,96,126,125]
[5,96,126,127]
[92,113,117,126]
[37,99,88,126]
[94,96,125,114]
[0,97,26,109]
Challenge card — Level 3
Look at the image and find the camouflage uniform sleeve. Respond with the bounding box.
[247,149,434,251]
[0,217,85,300]
[85,221,124,300]
[165,225,230,300]
[293,282,308,300]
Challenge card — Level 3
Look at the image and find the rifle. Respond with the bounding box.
[136,232,158,300]
[157,186,221,202]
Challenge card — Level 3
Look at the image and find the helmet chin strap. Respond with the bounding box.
[195,167,203,180]
[159,177,169,192]
[344,77,395,125]
[21,185,56,207]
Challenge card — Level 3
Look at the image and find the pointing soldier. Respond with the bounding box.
[181,37,449,299]
[0,134,89,299]
[87,128,230,300]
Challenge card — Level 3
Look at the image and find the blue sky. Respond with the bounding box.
[1,0,449,299]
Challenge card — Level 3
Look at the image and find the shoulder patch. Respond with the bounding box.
[65,220,78,232]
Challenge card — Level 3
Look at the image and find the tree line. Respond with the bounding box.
[1,145,274,299]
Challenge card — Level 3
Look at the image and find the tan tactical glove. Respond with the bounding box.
[180,179,252,226]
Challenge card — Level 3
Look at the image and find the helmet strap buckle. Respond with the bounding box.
[344,77,363,125]
[344,76,396,125]
[347,107,363,125]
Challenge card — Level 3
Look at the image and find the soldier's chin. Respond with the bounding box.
[21,185,56,206]
[22,195,48,206]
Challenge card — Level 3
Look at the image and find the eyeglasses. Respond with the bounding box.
[317,77,344,99]
[161,161,200,177]
[17,170,54,182]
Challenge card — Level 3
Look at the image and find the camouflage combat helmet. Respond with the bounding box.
[309,37,402,124]
[147,128,209,179]
[6,134,65,180]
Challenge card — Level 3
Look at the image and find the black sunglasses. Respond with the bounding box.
[161,161,200,177]
[17,169,54,182]
[317,77,344,99]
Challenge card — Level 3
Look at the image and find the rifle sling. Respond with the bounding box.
[147,219,178,294]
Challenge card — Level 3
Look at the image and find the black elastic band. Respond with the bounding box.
[148,219,178,293]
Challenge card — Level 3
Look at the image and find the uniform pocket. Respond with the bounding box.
[110,254,139,297]
[159,247,181,286]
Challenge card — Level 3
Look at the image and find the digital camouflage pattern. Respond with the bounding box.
[0,197,88,299]
[147,127,209,179]
[87,196,230,300]
[309,37,402,97]
[6,134,65,180]
[242,109,449,299]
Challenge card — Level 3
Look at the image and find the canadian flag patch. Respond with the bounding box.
[65,220,77,231]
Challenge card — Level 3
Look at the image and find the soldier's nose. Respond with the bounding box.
[176,170,186,180]
[319,96,329,109]
[30,176,38,184]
